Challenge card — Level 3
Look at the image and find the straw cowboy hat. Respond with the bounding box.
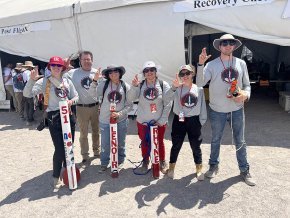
[14,63,24,71]
[22,61,35,68]
[102,65,126,79]
[213,34,242,51]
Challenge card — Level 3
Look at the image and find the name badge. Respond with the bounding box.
[150,103,157,113]
[110,102,116,112]
[179,111,185,122]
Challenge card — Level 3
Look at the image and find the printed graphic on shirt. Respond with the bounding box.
[55,86,69,99]
[181,93,198,108]
[221,68,239,84]
[81,76,92,89]
[108,90,122,104]
[143,87,159,101]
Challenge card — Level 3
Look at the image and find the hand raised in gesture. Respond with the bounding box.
[172,73,184,88]
[198,47,211,65]
[132,74,141,87]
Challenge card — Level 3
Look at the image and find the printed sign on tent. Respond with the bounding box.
[0,21,51,37]
[173,0,274,12]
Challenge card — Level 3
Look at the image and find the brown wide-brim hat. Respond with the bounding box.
[102,65,126,79]
[22,61,35,68]
[213,34,242,51]
[14,63,24,70]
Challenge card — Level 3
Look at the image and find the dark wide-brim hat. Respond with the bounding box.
[213,34,242,51]
[102,65,126,79]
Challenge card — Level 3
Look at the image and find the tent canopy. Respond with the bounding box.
[0,0,290,82]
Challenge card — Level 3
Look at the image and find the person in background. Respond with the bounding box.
[3,63,17,111]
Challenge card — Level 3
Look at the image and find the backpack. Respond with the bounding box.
[101,79,127,104]
[12,72,25,90]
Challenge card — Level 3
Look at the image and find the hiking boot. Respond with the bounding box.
[98,165,108,174]
[205,164,219,178]
[160,160,168,174]
[53,177,62,189]
[240,170,256,186]
[166,163,176,179]
[196,164,205,181]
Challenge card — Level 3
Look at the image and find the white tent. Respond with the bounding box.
[0,0,290,84]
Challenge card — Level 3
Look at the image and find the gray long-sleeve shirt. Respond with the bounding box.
[168,84,207,125]
[196,57,251,113]
[127,79,173,126]
[88,80,133,124]
[65,67,99,104]
[23,77,79,112]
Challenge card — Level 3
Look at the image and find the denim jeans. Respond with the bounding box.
[209,107,249,172]
[99,118,128,166]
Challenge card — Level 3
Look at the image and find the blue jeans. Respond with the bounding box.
[99,119,128,166]
[209,107,249,172]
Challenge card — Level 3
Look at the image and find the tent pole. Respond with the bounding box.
[72,3,82,51]
[188,36,192,65]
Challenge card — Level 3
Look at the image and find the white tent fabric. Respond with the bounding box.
[0,0,290,83]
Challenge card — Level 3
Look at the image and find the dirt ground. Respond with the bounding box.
[0,93,290,217]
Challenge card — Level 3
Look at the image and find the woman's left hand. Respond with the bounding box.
[111,112,120,119]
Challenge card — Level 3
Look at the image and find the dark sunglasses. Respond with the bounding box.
[220,40,236,47]
[107,69,120,74]
[50,64,63,68]
[179,71,191,77]
[143,67,156,74]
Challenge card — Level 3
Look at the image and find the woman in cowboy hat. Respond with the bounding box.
[128,61,172,174]
[166,65,207,180]
[196,33,255,186]
[24,56,79,188]
[88,65,132,173]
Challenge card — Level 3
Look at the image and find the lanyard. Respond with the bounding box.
[220,56,234,71]
[179,83,192,108]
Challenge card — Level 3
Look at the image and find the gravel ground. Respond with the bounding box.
[0,93,290,217]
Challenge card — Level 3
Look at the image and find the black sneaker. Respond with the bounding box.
[240,170,256,186]
[205,164,219,178]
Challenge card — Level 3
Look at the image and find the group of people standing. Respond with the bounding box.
[3,61,39,125]
[21,33,255,189]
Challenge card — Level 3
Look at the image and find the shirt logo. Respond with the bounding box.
[143,87,159,101]
[221,68,239,84]
[81,76,92,89]
[55,87,68,99]
[108,90,122,104]
[181,93,198,108]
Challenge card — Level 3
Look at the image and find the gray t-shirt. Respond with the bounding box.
[127,79,173,126]
[24,77,79,112]
[88,80,132,124]
[65,67,99,104]
[170,84,207,125]
[196,57,251,113]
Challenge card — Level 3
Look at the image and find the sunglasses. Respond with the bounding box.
[50,64,63,68]
[179,71,191,77]
[143,67,156,74]
[220,40,236,47]
[107,69,120,74]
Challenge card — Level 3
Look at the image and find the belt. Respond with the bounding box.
[77,102,98,107]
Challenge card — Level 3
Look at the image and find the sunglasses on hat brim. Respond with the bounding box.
[143,67,156,74]
[220,40,236,47]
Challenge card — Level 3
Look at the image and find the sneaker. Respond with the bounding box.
[53,177,62,189]
[118,162,124,170]
[240,170,256,186]
[160,160,168,174]
[205,164,219,178]
[98,165,108,174]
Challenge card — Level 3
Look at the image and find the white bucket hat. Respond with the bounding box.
[213,34,242,51]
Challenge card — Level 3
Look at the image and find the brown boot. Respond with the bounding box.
[166,163,176,179]
[160,160,168,174]
[196,164,205,181]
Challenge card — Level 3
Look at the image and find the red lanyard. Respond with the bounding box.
[220,56,234,71]
[179,83,192,108]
